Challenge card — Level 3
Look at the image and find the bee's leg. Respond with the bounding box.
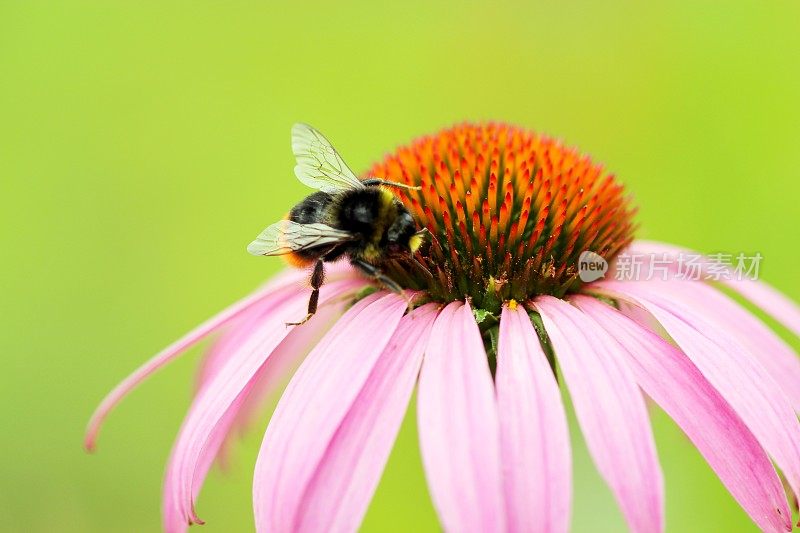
[351,258,402,292]
[350,259,413,308]
[286,259,325,327]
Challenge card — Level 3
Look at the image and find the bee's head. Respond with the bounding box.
[386,211,427,256]
[407,228,428,254]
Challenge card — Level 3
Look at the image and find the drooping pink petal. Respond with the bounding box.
[724,276,800,338]
[194,310,266,394]
[496,303,571,533]
[195,263,357,391]
[163,397,242,532]
[294,303,439,532]
[164,280,362,530]
[638,279,800,412]
[535,296,664,533]
[85,269,309,452]
[629,240,800,337]
[200,293,347,472]
[253,293,408,532]
[162,282,357,533]
[573,295,791,533]
[596,280,800,502]
[189,308,272,473]
[222,300,344,448]
[417,301,506,533]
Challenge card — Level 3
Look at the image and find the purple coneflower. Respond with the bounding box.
[87,123,800,532]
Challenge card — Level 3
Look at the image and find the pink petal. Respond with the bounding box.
[724,277,800,338]
[163,399,242,532]
[164,280,362,530]
[639,279,800,412]
[574,295,791,532]
[223,301,343,447]
[162,282,356,533]
[85,269,310,452]
[535,296,664,533]
[597,280,800,502]
[189,309,271,472]
[629,240,800,337]
[195,311,264,394]
[253,293,408,532]
[417,301,506,533]
[202,295,347,471]
[496,303,571,533]
[294,303,439,532]
[195,263,357,391]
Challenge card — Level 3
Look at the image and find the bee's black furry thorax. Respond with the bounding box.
[287,186,416,265]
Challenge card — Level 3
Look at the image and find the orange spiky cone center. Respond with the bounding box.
[368,122,637,312]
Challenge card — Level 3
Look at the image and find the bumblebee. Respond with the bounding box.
[247,123,427,325]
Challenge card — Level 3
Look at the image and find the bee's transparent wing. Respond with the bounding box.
[291,123,365,193]
[247,220,355,256]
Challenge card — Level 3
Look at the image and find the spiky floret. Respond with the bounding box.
[368,122,637,312]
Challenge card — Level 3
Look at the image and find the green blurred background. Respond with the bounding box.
[3,1,799,531]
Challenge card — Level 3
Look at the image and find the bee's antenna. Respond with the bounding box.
[362,178,422,191]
